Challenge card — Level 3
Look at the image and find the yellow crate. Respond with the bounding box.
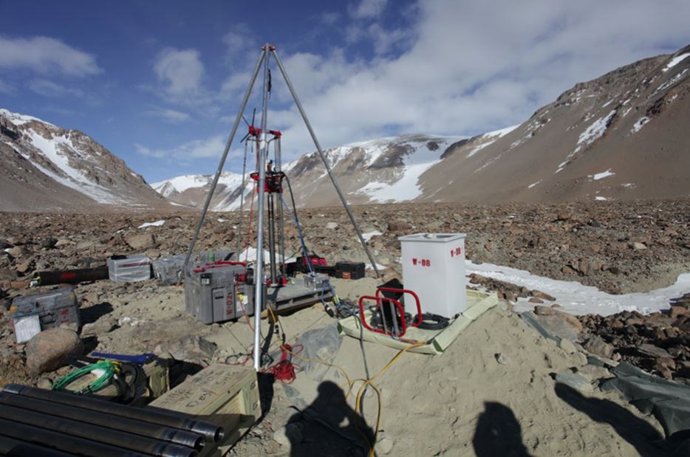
[149,364,260,456]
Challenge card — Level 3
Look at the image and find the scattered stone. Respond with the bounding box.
[576,364,612,382]
[80,316,118,338]
[25,328,84,376]
[534,305,556,316]
[558,338,578,355]
[555,370,594,393]
[36,377,53,389]
[669,305,689,319]
[531,290,556,301]
[15,260,35,275]
[54,239,73,248]
[637,343,671,359]
[40,237,58,249]
[533,313,582,341]
[629,241,647,250]
[583,335,614,359]
[495,353,509,365]
[125,233,157,250]
[325,222,338,230]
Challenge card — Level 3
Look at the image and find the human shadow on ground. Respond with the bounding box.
[473,401,533,457]
[286,381,374,457]
[554,382,672,457]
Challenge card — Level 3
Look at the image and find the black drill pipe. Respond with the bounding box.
[0,417,148,457]
[0,404,198,457]
[36,265,109,286]
[0,393,204,450]
[2,384,223,443]
[0,435,76,457]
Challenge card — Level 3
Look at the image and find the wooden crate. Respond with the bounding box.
[149,364,260,456]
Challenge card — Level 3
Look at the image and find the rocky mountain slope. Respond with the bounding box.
[0,109,172,212]
[422,44,690,204]
[154,44,690,209]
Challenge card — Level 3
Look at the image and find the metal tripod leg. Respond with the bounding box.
[183,49,266,272]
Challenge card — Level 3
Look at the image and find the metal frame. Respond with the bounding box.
[184,44,381,370]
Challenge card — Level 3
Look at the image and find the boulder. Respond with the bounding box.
[125,233,157,250]
[25,328,84,376]
[584,335,614,359]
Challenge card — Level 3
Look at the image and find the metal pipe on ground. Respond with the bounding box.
[36,265,109,286]
[0,435,76,457]
[0,393,204,450]
[0,417,149,457]
[0,403,198,457]
[2,385,223,443]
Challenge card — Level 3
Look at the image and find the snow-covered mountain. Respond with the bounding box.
[151,172,245,211]
[153,44,690,209]
[0,109,170,212]
[152,134,462,210]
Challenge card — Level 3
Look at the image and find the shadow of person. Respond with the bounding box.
[554,382,671,457]
[286,380,374,457]
[473,401,532,457]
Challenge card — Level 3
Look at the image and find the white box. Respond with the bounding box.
[107,255,152,282]
[398,233,466,318]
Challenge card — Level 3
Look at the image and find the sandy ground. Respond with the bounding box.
[213,278,670,457]
[1,272,677,456]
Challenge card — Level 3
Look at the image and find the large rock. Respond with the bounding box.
[584,335,614,359]
[25,328,84,376]
[125,233,157,250]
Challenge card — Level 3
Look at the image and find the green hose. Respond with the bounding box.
[52,360,118,394]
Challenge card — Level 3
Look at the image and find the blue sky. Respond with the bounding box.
[1,0,690,184]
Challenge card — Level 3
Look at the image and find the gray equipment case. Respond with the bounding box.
[12,286,80,342]
[152,255,186,285]
[184,262,253,324]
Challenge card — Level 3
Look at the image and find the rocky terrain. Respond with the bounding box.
[0,199,688,455]
[0,199,688,385]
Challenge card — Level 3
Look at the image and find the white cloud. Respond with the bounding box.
[136,135,230,161]
[146,107,191,123]
[154,48,204,97]
[259,0,690,164]
[350,0,388,19]
[223,25,256,56]
[28,79,83,98]
[0,36,101,77]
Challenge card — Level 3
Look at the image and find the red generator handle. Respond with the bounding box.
[358,295,408,337]
[375,287,424,328]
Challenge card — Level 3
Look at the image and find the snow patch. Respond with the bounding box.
[357,161,438,203]
[663,52,690,72]
[0,108,55,127]
[631,117,649,133]
[362,230,383,242]
[528,180,542,189]
[595,196,608,201]
[655,68,688,94]
[592,169,615,181]
[467,261,690,316]
[138,220,166,229]
[574,110,616,153]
